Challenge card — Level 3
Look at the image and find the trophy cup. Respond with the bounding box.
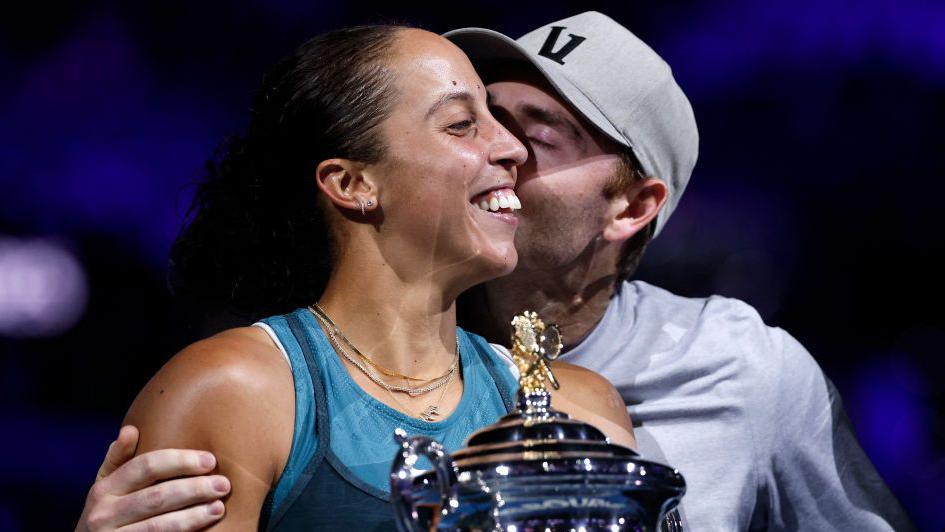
[390,311,686,531]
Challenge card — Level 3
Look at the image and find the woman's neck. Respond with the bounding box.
[317,248,460,379]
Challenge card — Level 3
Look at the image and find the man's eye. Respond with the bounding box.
[528,137,556,151]
[448,119,476,133]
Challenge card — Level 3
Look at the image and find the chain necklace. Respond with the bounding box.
[311,303,458,383]
[348,344,449,384]
[383,365,455,422]
[309,304,459,397]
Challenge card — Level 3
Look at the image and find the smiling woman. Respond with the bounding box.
[75,24,637,531]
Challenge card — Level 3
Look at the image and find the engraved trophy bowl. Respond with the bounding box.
[390,312,686,531]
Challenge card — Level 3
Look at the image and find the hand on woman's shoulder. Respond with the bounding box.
[123,326,295,529]
[549,361,637,449]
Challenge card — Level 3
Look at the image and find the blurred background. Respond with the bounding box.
[1,0,943,529]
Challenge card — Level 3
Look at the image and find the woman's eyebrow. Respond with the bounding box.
[425,90,473,119]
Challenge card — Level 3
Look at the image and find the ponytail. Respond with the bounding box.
[169,25,404,319]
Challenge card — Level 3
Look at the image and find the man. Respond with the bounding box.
[76,12,913,531]
[448,13,913,530]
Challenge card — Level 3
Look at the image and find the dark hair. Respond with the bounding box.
[603,149,653,283]
[169,25,405,320]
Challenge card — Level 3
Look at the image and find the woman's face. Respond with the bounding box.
[364,30,528,293]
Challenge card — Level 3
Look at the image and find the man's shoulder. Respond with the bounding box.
[623,281,830,446]
[624,280,772,339]
[576,280,824,398]
[622,280,821,386]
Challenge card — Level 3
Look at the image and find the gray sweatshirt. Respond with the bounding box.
[558,280,914,531]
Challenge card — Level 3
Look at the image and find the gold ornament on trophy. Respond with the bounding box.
[510,310,563,394]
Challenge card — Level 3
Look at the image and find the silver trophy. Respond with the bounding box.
[391,311,686,531]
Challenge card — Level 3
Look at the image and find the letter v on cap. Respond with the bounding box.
[537,26,586,65]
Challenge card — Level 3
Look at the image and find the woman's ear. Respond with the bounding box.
[602,177,668,243]
[315,158,379,215]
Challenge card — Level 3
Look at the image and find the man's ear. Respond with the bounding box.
[315,158,378,214]
[602,178,668,243]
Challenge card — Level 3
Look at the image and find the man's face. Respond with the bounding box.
[486,76,624,271]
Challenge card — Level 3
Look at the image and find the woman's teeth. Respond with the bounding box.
[475,190,522,213]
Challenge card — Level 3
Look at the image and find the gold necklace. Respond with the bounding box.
[358,349,449,383]
[309,304,459,397]
[383,366,455,422]
[311,303,458,382]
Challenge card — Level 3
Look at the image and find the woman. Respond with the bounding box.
[85,25,635,530]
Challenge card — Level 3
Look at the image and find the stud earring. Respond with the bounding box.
[366,200,374,207]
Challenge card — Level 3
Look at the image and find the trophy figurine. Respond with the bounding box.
[391,311,686,531]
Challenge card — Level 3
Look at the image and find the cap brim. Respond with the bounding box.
[444,27,629,149]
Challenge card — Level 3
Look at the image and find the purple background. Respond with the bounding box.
[1,0,943,529]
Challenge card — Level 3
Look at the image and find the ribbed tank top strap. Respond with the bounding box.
[461,329,518,413]
[259,310,333,531]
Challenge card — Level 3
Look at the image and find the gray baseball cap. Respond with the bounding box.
[445,11,698,238]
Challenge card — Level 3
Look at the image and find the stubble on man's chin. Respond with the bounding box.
[513,203,599,273]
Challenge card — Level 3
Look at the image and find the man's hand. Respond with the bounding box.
[76,426,230,531]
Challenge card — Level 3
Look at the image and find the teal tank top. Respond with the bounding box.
[255,308,518,530]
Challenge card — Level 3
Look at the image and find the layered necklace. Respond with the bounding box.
[308,303,459,421]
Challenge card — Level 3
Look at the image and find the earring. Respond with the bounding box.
[366,200,374,208]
